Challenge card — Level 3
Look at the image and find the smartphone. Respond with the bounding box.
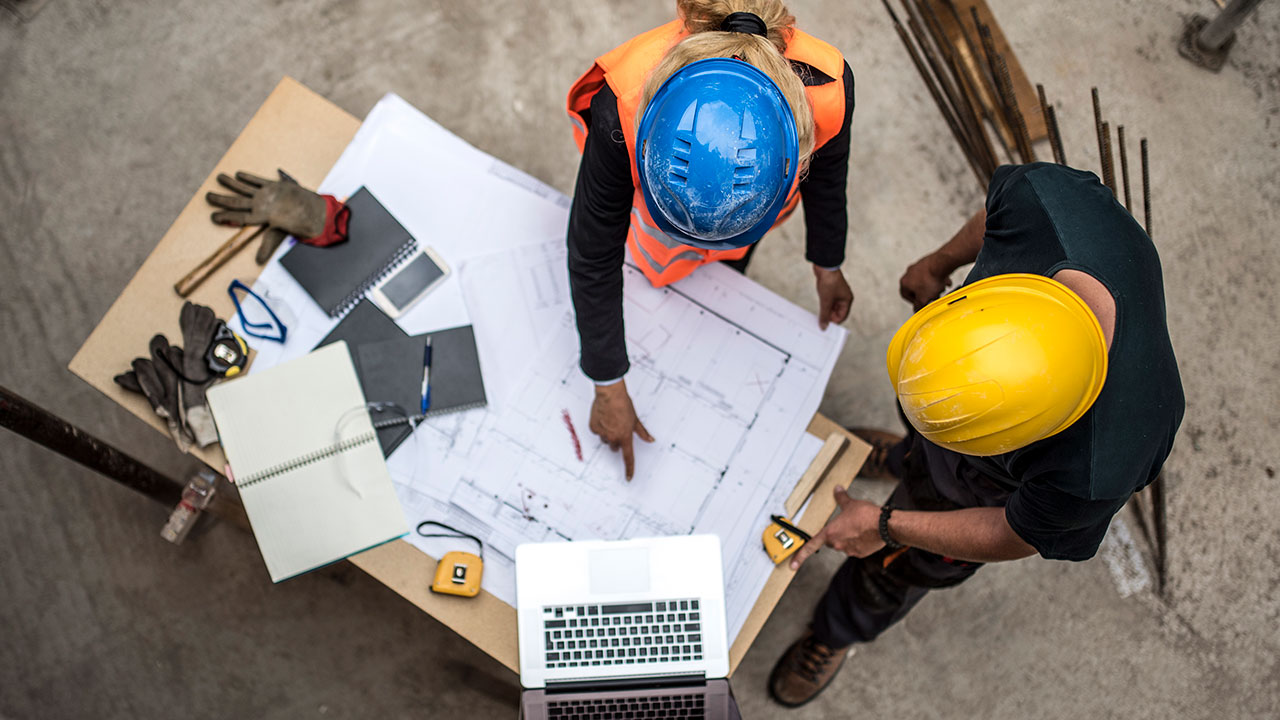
[368,246,451,319]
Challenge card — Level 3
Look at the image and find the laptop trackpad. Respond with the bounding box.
[588,547,651,595]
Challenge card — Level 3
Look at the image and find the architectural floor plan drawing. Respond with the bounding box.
[237,93,848,641]
[394,244,846,641]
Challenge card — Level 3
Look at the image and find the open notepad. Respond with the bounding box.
[207,342,408,582]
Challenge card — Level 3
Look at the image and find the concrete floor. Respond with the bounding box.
[2,0,1277,718]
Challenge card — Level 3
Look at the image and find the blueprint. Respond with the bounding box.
[399,239,845,640]
[240,93,846,642]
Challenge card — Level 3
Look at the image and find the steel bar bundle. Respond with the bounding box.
[882,0,1044,188]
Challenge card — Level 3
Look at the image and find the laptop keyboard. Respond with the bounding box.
[542,599,703,668]
[546,693,705,718]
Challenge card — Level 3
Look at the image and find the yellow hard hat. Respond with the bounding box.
[886,273,1108,456]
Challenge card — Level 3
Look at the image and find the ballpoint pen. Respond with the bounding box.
[421,337,433,414]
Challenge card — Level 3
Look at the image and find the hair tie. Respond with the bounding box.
[720,11,768,38]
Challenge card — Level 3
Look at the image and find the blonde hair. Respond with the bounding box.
[640,0,815,163]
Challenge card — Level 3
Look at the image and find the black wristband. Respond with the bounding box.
[879,504,904,550]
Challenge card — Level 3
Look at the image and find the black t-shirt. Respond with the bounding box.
[567,61,855,381]
[927,163,1184,561]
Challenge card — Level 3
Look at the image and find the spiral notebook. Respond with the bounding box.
[206,341,408,583]
[280,187,418,318]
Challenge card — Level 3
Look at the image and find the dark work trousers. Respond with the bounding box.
[811,422,1015,648]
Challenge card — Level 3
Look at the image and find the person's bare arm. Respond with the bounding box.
[899,208,987,310]
[886,506,1035,562]
[789,484,1036,569]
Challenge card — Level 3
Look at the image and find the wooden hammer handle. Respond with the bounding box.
[174,225,266,298]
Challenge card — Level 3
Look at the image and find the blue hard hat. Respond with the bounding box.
[636,58,799,250]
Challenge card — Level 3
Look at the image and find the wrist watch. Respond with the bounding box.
[879,504,904,550]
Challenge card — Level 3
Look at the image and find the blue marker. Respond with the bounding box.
[420,337,433,414]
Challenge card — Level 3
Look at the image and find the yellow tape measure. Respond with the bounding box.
[417,521,484,598]
[762,514,811,564]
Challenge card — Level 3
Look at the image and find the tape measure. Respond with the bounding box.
[205,322,248,378]
[762,514,811,564]
[417,521,484,598]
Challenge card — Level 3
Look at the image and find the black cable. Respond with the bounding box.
[416,520,484,560]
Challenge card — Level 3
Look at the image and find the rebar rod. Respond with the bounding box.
[950,1,1016,160]
[1101,120,1116,195]
[916,0,997,174]
[992,51,1034,162]
[1092,87,1110,187]
[1141,138,1152,237]
[1118,125,1132,211]
[906,9,990,177]
[883,0,988,187]
[1045,104,1066,165]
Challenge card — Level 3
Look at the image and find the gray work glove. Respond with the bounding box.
[254,226,289,265]
[206,170,327,242]
[178,302,220,448]
[114,335,193,451]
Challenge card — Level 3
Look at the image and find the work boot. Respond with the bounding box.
[847,427,903,480]
[768,629,854,707]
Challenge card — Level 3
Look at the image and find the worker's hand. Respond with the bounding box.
[813,265,853,330]
[789,485,884,570]
[589,379,654,481]
[899,253,954,311]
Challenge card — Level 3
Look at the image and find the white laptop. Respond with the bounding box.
[516,535,740,719]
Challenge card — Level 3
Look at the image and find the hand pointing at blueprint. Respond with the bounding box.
[589,378,655,480]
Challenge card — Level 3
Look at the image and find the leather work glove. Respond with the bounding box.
[114,335,193,451]
[207,170,328,240]
[254,226,289,265]
[178,302,220,447]
[206,170,350,255]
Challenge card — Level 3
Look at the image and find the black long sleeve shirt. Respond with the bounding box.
[568,61,855,381]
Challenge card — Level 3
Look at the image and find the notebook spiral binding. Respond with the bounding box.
[367,399,488,430]
[237,431,378,489]
[329,237,419,318]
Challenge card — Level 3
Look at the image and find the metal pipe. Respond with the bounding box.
[1141,138,1152,237]
[1197,0,1265,51]
[0,385,181,506]
[1118,125,1133,211]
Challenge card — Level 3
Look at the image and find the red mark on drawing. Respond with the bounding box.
[562,409,584,462]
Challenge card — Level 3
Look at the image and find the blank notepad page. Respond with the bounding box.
[207,342,408,582]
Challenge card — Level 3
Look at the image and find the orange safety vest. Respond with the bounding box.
[567,20,846,287]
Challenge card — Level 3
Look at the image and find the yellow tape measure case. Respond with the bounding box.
[431,551,483,597]
[762,515,811,564]
[417,521,484,598]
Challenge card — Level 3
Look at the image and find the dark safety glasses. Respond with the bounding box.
[228,279,288,343]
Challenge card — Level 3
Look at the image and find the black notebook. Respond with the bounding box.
[281,187,418,317]
[315,302,487,457]
[355,325,488,424]
[316,300,412,456]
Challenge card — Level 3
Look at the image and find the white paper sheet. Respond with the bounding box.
[239,94,847,643]
[398,239,847,642]
[239,93,571,369]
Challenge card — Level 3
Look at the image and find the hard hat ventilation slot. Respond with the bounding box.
[947,295,968,305]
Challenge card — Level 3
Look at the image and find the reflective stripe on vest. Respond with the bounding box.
[567,20,846,288]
